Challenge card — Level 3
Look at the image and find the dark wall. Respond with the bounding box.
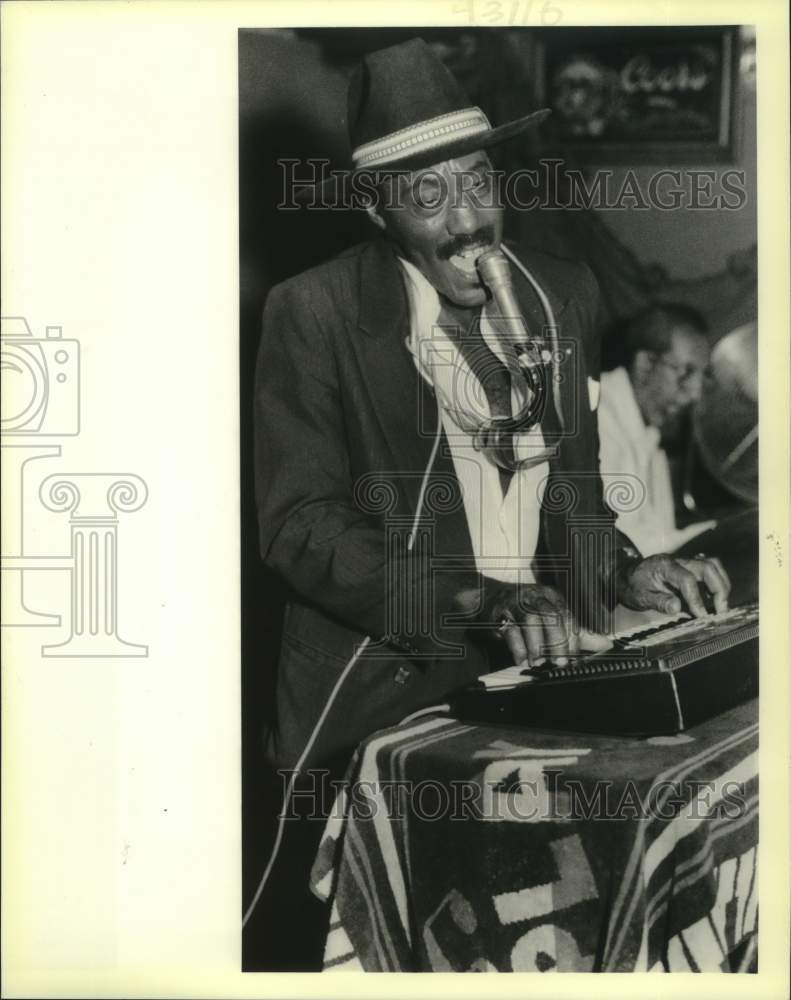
[239,30,376,948]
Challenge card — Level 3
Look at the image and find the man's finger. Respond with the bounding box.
[681,558,730,614]
[664,563,707,617]
[523,612,545,666]
[706,557,732,603]
[566,613,581,657]
[641,588,682,616]
[502,622,528,666]
[696,560,730,613]
[709,556,730,586]
[579,628,612,652]
[540,608,571,665]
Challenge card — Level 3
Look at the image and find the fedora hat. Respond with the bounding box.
[347,37,550,174]
[294,37,550,202]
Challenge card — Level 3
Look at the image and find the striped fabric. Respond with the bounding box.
[310,701,758,972]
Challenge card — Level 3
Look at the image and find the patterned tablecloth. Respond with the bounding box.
[310,700,758,972]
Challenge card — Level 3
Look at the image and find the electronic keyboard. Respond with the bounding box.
[449,604,759,735]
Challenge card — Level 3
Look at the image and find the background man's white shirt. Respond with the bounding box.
[597,366,714,555]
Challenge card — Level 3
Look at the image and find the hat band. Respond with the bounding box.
[352,107,491,168]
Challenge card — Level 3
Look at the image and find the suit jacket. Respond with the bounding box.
[254,237,631,773]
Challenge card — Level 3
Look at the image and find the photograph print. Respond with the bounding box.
[239,25,759,973]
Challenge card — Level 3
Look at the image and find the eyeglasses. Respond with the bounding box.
[656,356,711,390]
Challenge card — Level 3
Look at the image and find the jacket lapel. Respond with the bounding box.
[352,239,444,510]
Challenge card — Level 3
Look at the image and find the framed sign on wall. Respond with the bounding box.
[535,26,741,163]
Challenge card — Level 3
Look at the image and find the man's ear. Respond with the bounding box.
[631,349,656,384]
[365,202,386,232]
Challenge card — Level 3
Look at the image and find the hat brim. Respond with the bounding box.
[294,108,551,204]
[356,107,551,173]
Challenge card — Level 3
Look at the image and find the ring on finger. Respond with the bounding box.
[497,612,516,635]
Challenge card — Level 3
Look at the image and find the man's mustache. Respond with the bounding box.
[437,228,496,261]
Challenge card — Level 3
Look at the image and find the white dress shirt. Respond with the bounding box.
[398,256,549,584]
[597,366,714,556]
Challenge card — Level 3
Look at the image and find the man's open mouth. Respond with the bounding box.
[447,244,490,277]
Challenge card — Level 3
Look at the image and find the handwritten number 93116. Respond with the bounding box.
[453,0,564,27]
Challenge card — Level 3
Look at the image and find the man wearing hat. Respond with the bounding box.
[248,38,730,964]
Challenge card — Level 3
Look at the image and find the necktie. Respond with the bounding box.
[438,304,518,494]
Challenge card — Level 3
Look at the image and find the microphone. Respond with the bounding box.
[473,247,548,455]
[481,242,567,434]
[476,249,536,368]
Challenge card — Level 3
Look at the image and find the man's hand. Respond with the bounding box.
[484,583,611,668]
[618,553,731,618]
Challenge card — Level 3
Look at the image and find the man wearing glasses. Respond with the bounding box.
[598,303,717,556]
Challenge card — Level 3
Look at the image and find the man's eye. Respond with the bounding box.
[411,170,448,212]
[420,187,443,207]
[411,178,446,212]
[472,172,492,189]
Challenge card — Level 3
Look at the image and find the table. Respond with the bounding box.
[310,700,758,972]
